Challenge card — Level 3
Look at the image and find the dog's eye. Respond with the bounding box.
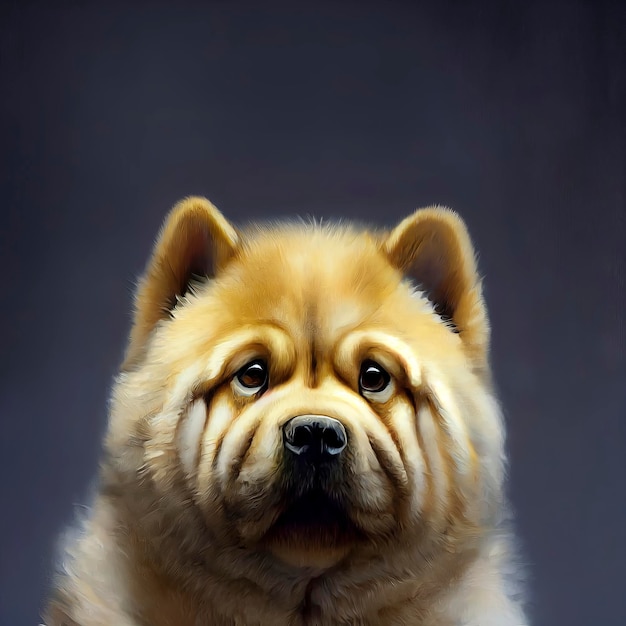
[359,360,391,394]
[232,360,268,396]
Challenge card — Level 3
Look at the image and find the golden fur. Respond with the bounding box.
[44,197,526,625]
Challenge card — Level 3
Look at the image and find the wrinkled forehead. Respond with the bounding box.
[161,225,459,383]
[214,228,405,343]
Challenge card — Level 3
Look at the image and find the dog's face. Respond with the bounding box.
[107,198,505,575]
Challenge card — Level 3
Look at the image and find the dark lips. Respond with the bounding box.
[266,489,364,546]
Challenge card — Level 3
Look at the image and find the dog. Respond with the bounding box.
[44,197,527,625]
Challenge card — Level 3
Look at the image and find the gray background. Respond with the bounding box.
[1,1,624,625]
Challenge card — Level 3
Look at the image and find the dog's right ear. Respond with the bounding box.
[122,197,239,370]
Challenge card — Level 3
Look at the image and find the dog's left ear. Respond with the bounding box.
[383,207,490,371]
[122,196,239,370]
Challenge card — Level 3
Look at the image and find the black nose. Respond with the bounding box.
[283,415,347,460]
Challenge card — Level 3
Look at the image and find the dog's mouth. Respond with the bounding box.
[263,489,364,556]
[276,489,353,530]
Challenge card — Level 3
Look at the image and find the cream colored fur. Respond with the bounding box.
[43,198,527,626]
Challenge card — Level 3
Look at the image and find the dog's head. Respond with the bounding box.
[107,198,505,573]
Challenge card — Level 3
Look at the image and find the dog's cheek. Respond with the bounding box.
[235,414,283,489]
[193,393,237,494]
[177,397,208,477]
[386,398,430,522]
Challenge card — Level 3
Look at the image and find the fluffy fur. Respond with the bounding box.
[44,197,527,625]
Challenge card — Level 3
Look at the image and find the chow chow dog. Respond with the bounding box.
[44,198,526,625]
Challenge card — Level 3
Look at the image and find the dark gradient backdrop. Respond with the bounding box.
[1,2,624,625]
